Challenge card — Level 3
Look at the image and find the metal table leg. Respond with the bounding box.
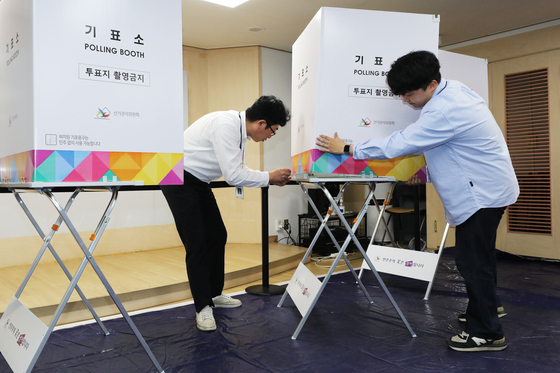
[7,187,165,373]
[10,189,109,336]
[280,178,415,339]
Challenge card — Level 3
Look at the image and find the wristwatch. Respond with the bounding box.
[343,144,351,155]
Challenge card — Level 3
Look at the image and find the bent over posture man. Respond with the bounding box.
[161,95,292,331]
[316,51,519,351]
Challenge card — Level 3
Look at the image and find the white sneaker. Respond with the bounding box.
[196,305,216,331]
[212,293,242,308]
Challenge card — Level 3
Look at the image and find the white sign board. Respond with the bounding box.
[0,297,48,373]
[362,245,440,282]
[290,7,439,179]
[0,0,184,185]
[286,262,322,317]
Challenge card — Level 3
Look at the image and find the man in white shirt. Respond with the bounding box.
[316,51,519,352]
[161,95,292,331]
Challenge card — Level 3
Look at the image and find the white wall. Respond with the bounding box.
[261,47,307,244]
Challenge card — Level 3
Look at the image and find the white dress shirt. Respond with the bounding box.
[183,110,270,187]
[353,79,519,226]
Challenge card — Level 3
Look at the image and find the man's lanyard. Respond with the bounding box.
[239,112,245,165]
[236,112,246,199]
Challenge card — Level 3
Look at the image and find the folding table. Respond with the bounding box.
[0,182,165,373]
[277,173,416,340]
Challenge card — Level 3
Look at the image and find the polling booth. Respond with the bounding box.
[0,1,183,372]
[0,0,184,185]
[279,7,440,339]
[290,8,440,180]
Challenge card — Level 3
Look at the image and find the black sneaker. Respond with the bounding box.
[447,331,507,352]
[458,307,507,322]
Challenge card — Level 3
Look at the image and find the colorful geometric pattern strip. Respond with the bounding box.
[291,149,427,181]
[0,150,184,185]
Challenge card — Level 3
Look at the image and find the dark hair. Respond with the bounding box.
[246,95,291,127]
[386,50,441,96]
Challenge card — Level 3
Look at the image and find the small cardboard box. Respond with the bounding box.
[0,0,184,185]
[291,7,440,180]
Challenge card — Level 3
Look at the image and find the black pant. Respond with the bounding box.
[160,171,228,313]
[455,206,506,339]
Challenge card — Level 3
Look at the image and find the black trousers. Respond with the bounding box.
[455,206,506,339]
[160,171,228,313]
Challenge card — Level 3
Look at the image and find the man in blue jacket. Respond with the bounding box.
[316,50,519,352]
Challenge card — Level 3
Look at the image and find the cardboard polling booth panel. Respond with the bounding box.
[291,7,439,180]
[0,0,184,185]
[438,50,488,104]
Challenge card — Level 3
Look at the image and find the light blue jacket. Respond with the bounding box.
[353,79,519,226]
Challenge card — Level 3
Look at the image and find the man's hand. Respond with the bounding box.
[406,174,422,185]
[269,168,292,186]
[316,132,347,155]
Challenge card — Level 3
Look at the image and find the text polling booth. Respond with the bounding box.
[360,50,490,300]
[0,1,183,372]
[279,7,439,339]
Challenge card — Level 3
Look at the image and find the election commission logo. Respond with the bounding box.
[96,107,111,119]
[359,117,371,127]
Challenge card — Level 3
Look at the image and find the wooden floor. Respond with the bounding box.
[0,241,364,326]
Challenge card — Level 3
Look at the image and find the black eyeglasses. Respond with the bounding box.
[268,126,276,136]
[264,121,276,136]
